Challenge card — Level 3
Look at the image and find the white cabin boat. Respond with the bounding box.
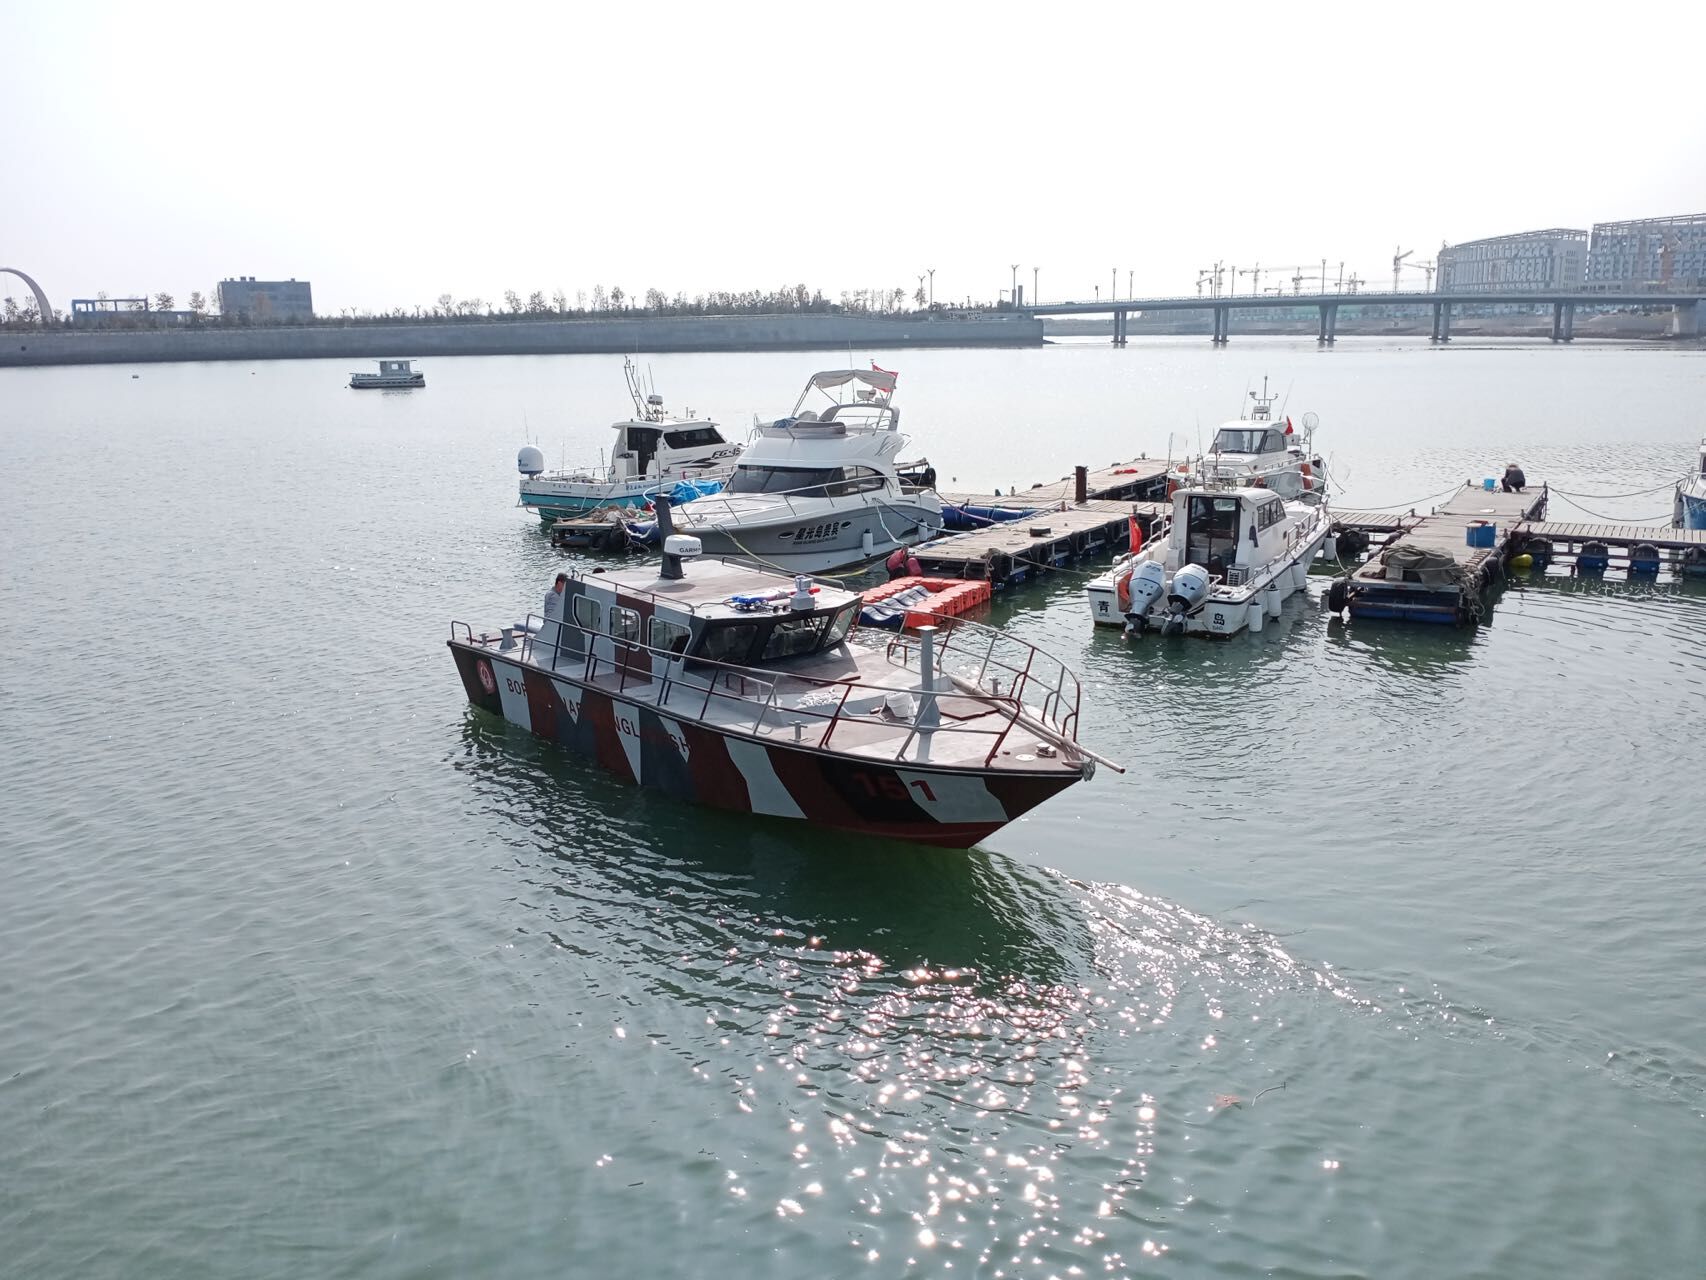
[1167,381,1326,501]
[447,499,1118,847]
[350,359,425,389]
[518,359,742,520]
[1674,437,1706,531]
[674,368,944,573]
[1086,483,1332,637]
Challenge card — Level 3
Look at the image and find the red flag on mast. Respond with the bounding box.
[1128,516,1144,554]
[871,361,898,379]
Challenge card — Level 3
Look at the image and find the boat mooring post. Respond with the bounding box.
[915,625,941,731]
[1074,465,1088,504]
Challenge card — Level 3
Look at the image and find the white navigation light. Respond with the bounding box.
[517,445,545,476]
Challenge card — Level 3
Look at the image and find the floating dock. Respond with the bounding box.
[914,499,1169,587]
[1513,520,1706,576]
[1339,485,1546,624]
[939,455,1173,517]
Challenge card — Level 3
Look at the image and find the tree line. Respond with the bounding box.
[1,282,947,328]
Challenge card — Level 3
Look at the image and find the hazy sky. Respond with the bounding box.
[4,0,1703,314]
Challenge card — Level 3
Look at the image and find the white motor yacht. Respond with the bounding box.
[673,368,944,573]
[1086,481,1332,638]
[518,358,742,520]
[1166,380,1327,501]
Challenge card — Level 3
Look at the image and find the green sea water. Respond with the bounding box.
[2,338,1702,1278]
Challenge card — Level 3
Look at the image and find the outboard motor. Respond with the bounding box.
[1121,561,1166,634]
[1161,563,1211,636]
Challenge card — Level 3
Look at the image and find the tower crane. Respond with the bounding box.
[1392,246,1413,293]
[1397,259,1437,291]
[1237,263,1263,294]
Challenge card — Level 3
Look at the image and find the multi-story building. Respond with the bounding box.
[1437,229,1587,293]
[1585,214,1706,292]
[216,277,314,320]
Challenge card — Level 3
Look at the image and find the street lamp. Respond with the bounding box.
[927,268,935,307]
[1010,263,1020,306]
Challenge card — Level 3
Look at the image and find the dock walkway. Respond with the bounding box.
[1342,485,1546,624]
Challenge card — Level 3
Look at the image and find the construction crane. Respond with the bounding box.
[1238,263,1264,294]
[1345,272,1364,295]
[1397,259,1437,292]
[1392,246,1413,293]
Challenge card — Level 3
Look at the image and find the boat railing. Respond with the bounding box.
[458,614,1083,767]
[681,476,906,529]
[862,614,1082,746]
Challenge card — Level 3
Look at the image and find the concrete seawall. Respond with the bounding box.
[0,313,1043,368]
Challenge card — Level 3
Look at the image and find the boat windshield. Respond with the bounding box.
[1214,428,1285,454]
[727,465,835,497]
[663,426,725,449]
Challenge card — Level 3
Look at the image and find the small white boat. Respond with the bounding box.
[518,358,742,520]
[1166,380,1326,501]
[1674,437,1706,531]
[673,368,944,574]
[350,359,425,389]
[1086,482,1332,637]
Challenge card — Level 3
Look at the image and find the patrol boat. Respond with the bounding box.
[350,358,425,389]
[672,368,944,573]
[1165,380,1326,501]
[1085,480,1332,637]
[517,358,742,520]
[448,500,1116,847]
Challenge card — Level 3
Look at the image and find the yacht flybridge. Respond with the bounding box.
[448,499,1116,847]
[1167,380,1327,501]
[673,368,944,573]
[518,358,742,520]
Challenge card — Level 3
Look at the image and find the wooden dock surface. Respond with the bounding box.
[1351,486,1544,588]
[940,455,1172,510]
[1517,520,1706,549]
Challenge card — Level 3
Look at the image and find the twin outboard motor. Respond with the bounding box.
[1160,563,1212,635]
[1121,561,1166,633]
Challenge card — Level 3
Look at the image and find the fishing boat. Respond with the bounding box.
[350,358,425,389]
[672,368,944,573]
[447,500,1116,848]
[1085,481,1332,637]
[1166,380,1326,501]
[1674,437,1706,530]
[517,359,742,520]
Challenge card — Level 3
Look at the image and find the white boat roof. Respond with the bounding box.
[578,557,863,621]
[806,368,896,394]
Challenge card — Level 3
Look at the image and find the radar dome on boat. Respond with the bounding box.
[662,534,702,559]
[517,446,545,477]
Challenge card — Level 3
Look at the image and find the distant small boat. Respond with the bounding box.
[350,359,425,389]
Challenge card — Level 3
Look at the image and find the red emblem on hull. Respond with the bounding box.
[477,659,497,695]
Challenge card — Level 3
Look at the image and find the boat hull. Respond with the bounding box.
[1677,487,1706,531]
[448,641,1077,848]
[684,500,944,573]
[350,376,425,388]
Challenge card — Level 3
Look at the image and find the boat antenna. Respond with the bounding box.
[1278,378,1294,419]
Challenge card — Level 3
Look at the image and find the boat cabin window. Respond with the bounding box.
[1214,428,1287,454]
[827,466,886,496]
[760,614,827,661]
[609,606,641,642]
[572,595,601,631]
[824,602,858,646]
[649,616,692,654]
[1254,499,1285,531]
[663,426,723,449]
[727,465,842,497]
[690,621,761,667]
[1184,495,1241,573]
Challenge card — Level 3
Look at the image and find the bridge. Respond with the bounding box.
[1024,289,1705,345]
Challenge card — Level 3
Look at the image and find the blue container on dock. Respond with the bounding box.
[1466,521,1496,549]
[1482,477,1497,491]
